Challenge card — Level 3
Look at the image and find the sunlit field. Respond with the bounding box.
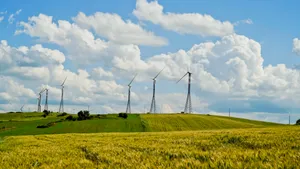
[0,127,299,168]
[0,113,280,137]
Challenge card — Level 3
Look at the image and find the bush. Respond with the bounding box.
[65,115,76,121]
[78,110,90,120]
[181,112,185,114]
[118,113,128,119]
[43,110,51,118]
[37,122,56,128]
[296,119,300,125]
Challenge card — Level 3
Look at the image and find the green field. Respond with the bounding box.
[1,112,298,168]
[0,113,280,137]
[0,127,299,168]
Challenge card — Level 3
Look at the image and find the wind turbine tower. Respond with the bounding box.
[177,71,192,113]
[126,74,137,114]
[150,67,165,113]
[44,88,49,111]
[59,77,67,113]
[20,105,25,112]
[37,89,46,112]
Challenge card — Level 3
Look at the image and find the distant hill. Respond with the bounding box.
[0,112,281,137]
[141,114,281,132]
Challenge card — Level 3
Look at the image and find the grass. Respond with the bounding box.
[0,113,281,138]
[141,114,280,132]
[0,126,299,168]
[0,113,144,137]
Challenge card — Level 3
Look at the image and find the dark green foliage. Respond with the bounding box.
[16,112,23,114]
[181,112,185,114]
[78,110,90,120]
[42,110,51,118]
[57,112,68,117]
[65,115,76,121]
[37,122,56,128]
[296,119,300,125]
[118,113,128,119]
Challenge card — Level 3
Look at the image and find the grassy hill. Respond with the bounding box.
[0,126,299,168]
[0,112,281,137]
[141,114,279,131]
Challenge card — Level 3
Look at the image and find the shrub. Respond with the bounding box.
[65,115,76,121]
[118,113,128,119]
[43,110,51,118]
[296,119,300,125]
[78,110,90,120]
[37,122,56,128]
[181,112,185,114]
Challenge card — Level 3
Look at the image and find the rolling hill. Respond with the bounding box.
[0,112,281,137]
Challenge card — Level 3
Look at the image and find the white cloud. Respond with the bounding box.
[8,9,22,24]
[0,77,36,102]
[234,19,253,26]
[73,12,167,46]
[91,67,114,79]
[133,0,234,37]
[11,11,300,121]
[0,16,4,22]
[293,38,300,55]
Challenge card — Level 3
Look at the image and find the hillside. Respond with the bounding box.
[0,126,299,168]
[141,114,280,131]
[0,113,281,137]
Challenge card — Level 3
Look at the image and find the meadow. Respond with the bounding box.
[0,126,299,168]
[0,113,280,137]
[0,112,298,168]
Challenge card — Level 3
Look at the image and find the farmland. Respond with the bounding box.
[0,113,280,137]
[1,112,298,168]
[0,126,299,168]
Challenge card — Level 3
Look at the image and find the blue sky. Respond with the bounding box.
[1,0,300,124]
[1,0,300,66]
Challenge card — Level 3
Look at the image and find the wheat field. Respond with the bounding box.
[0,126,299,169]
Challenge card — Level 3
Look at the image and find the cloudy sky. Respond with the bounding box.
[1,0,300,124]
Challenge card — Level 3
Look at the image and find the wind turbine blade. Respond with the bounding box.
[153,66,166,79]
[40,88,46,94]
[176,72,188,84]
[61,77,68,86]
[128,73,138,86]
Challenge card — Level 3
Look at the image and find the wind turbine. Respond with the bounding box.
[126,73,138,114]
[44,88,49,112]
[177,69,192,114]
[20,105,25,112]
[37,88,46,112]
[59,77,67,113]
[149,67,165,113]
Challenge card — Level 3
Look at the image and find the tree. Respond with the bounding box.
[43,110,50,118]
[78,110,90,120]
[296,119,300,125]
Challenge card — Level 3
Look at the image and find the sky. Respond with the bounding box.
[1,0,300,124]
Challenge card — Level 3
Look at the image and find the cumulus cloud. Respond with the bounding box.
[133,0,234,37]
[73,12,167,46]
[293,38,300,55]
[8,9,22,24]
[0,16,4,22]
[0,77,36,102]
[10,10,300,119]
